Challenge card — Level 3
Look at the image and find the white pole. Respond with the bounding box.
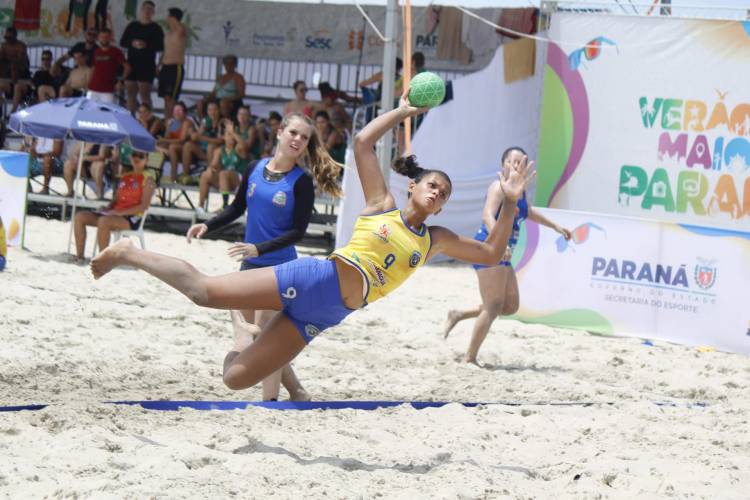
[66,141,85,255]
[378,0,398,184]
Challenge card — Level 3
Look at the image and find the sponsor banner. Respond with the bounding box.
[537,13,750,232]
[0,151,30,247]
[510,208,750,355]
[0,1,499,71]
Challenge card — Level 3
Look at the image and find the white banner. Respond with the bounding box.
[0,1,501,71]
[0,151,30,248]
[536,14,750,232]
[509,208,750,355]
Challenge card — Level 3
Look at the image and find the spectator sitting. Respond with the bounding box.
[197,120,249,212]
[156,101,195,183]
[231,105,262,162]
[73,150,155,262]
[317,82,354,132]
[24,137,64,195]
[315,110,346,165]
[259,111,282,157]
[197,54,245,120]
[57,48,91,98]
[63,143,111,199]
[0,26,31,113]
[181,101,223,184]
[283,80,315,117]
[137,102,164,137]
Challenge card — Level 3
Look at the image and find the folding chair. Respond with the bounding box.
[92,209,149,255]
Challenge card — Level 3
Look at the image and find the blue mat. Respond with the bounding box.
[0,400,614,412]
[0,400,709,413]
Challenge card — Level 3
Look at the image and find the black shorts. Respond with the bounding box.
[126,60,157,83]
[157,64,184,99]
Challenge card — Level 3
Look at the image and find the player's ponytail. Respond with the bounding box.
[392,155,452,196]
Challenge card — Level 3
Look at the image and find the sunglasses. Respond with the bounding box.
[131,153,147,159]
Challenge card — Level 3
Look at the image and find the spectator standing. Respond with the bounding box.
[157,7,186,120]
[0,27,31,112]
[120,0,164,112]
[87,28,129,104]
[68,28,98,67]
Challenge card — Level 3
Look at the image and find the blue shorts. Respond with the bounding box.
[0,255,5,271]
[273,257,355,344]
[471,232,514,270]
[30,156,63,177]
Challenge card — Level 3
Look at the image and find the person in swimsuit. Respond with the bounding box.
[196,120,249,211]
[157,7,187,120]
[198,54,246,120]
[156,101,195,182]
[90,95,533,392]
[443,146,572,365]
[74,151,155,262]
[283,80,315,117]
[232,105,261,162]
[315,110,346,165]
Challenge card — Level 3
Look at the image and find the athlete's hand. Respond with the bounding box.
[499,155,535,202]
[556,226,572,241]
[399,93,428,117]
[186,223,208,243]
[228,242,259,261]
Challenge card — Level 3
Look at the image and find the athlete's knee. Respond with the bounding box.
[223,368,257,391]
[483,301,504,317]
[501,301,519,316]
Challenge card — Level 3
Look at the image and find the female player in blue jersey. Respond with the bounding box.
[442,146,572,365]
[91,95,536,392]
[185,112,341,400]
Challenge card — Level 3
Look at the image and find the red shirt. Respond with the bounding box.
[88,46,125,93]
[112,173,144,212]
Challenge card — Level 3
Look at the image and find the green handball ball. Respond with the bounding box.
[408,72,446,108]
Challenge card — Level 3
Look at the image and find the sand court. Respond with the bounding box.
[1,217,748,497]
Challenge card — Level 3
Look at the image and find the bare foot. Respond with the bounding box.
[443,310,463,339]
[288,388,312,402]
[463,356,481,367]
[90,239,133,279]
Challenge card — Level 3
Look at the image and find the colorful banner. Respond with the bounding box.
[0,151,30,248]
[509,208,750,355]
[537,13,750,232]
[0,0,500,71]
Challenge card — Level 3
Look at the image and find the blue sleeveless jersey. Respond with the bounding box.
[243,158,305,266]
[474,192,529,249]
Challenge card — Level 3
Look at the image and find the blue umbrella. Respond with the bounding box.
[8,97,155,151]
[9,97,156,254]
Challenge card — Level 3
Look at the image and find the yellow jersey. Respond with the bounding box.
[331,209,431,303]
[0,221,6,258]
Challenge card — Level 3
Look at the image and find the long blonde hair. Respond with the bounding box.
[282,112,343,198]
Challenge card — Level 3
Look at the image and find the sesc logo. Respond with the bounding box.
[694,258,717,290]
[305,29,333,50]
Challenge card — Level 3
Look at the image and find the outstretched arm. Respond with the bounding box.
[429,157,536,264]
[353,95,426,213]
[528,207,572,240]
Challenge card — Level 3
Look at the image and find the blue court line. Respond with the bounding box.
[0,400,712,413]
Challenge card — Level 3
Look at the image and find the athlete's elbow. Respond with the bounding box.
[353,132,371,152]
